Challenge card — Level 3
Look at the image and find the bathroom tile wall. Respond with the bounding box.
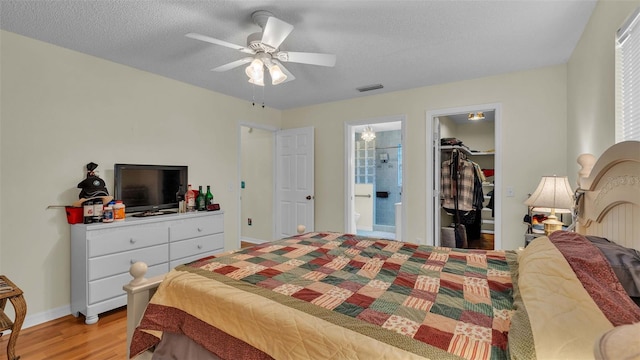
[375,130,402,227]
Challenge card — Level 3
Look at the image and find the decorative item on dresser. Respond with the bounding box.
[71,211,224,324]
[124,141,640,360]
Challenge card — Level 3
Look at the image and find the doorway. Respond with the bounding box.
[426,104,502,249]
[239,124,315,245]
[239,124,277,245]
[345,115,406,240]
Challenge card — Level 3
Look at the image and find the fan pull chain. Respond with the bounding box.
[250,84,265,109]
[251,84,256,107]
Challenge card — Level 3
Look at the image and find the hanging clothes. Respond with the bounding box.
[441,149,485,246]
[441,151,475,212]
[465,163,485,241]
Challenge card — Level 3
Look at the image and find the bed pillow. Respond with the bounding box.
[593,322,640,360]
[586,235,640,304]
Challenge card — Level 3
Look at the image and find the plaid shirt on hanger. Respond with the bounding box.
[441,157,475,212]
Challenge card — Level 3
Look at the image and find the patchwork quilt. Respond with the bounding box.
[132,232,518,360]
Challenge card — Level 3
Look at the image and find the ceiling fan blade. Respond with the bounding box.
[261,17,294,49]
[277,51,336,67]
[185,33,255,54]
[211,57,254,72]
[272,60,296,83]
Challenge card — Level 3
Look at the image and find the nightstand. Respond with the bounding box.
[0,275,26,360]
[525,232,545,247]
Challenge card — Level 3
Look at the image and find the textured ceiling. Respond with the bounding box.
[0,1,596,110]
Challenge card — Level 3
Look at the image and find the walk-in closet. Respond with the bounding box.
[429,107,499,250]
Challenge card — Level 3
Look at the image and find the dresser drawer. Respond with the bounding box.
[88,244,168,281]
[170,233,224,261]
[88,224,168,257]
[170,214,223,242]
[88,262,167,305]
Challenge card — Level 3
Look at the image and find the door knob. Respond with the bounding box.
[306,195,313,200]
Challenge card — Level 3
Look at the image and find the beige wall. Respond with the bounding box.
[455,121,495,154]
[0,30,281,319]
[282,65,567,250]
[567,0,640,181]
[240,126,274,242]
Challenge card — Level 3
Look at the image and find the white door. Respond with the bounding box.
[275,127,314,237]
[432,116,442,245]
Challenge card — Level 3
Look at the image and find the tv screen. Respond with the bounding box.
[114,164,188,213]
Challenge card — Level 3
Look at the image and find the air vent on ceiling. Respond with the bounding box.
[356,84,384,92]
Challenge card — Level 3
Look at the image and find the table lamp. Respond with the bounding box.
[524,175,574,235]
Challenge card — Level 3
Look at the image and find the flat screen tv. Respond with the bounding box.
[113,164,188,214]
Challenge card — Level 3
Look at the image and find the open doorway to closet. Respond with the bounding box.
[345,115,406,240]
[239,124,276,245]
[426,104,502,250]
[239,124,315,245]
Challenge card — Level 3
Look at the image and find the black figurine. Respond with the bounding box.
[75,162,113,206]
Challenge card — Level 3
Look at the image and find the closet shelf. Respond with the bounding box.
[441,145,495,156]
[482,219,495,225]
[481,229,495,234]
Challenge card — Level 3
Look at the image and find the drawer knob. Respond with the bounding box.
[130,259,137,264]
[197,227,203,232]
[197,244,203,249]
[130,238,136,244]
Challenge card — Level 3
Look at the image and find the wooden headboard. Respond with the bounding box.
[576,140,640,250]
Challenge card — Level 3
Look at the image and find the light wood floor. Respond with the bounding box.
[0,307,127,360]
[0,243,256,360]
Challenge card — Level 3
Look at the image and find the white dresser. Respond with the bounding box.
[71,211,224,324]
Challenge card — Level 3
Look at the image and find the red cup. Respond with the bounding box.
[65,206,83,224]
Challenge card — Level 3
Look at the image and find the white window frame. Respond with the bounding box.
[616,7,640,143]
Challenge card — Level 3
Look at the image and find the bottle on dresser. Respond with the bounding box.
[186,184,196,212]
[113,200,126,221]
[176,184,186,213]
[83,199,94,224]
[92,200,103,223]
[103,204,114,223]
[205,185,214,207]
[197,185,206,211]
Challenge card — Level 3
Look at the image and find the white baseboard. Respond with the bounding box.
[22,304,72,330]
[240,236,268,244]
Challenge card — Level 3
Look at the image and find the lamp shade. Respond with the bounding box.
[524,176,574,210]
[268,64,287,85]
[245,59,264,79]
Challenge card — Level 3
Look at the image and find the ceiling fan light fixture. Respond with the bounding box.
[268,64,287,85]
[245,58,264,80]
[248,76,264,86]
[468,112,485,121]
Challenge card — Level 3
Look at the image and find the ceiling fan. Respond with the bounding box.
[186,10,336,86]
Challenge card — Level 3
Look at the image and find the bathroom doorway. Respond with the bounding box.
[345,115,406,240]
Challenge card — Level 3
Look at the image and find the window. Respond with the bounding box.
[355,139,375,184]
[616,7,640,142]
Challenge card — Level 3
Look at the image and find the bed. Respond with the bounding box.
[124,140,640,360]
